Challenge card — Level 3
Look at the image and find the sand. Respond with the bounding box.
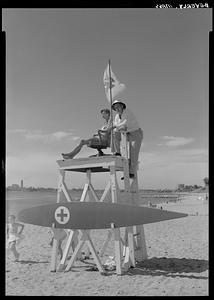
[5,195,209,296]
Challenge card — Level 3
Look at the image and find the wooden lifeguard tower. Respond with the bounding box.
[50,132,147,275]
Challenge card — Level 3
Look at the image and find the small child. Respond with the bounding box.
[6,215,25,262]
[49,228,67,260]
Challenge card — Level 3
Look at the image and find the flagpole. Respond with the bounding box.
[108,59,114,154]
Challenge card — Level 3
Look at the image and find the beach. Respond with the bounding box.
[5,193,208,296]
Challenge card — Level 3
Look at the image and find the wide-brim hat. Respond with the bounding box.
[112,100,126,111]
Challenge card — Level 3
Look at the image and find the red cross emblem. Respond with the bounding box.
[54,206,70,225]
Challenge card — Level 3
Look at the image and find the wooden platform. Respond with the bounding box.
[56,155,126,172]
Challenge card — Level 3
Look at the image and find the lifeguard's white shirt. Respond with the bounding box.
[114,108,140,132]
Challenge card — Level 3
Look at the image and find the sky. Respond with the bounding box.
[3,8,211,189]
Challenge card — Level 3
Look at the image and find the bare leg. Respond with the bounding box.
[62,144,83,159]
[62,138,95,159]
[49,237,54,247]
[62,140,86,159]
[58,241,63,260]
[9,242,19,261]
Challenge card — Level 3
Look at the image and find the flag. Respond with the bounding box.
[103,63,126,103]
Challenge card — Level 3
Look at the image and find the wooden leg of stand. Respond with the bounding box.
[84,231,105,273]
[133,225,148,261]
[50,239,59,272]
[65,239,85,272]
[127,226,135,267]
[99,230,112,257]
[57,230,75,271]
[112,224,122,275]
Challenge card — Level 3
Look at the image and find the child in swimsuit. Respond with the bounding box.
[6,215,25,262]
[49,228,68,259]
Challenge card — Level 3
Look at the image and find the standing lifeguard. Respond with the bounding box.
[111,99,143,178]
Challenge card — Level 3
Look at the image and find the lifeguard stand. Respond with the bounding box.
[50,132,147,275]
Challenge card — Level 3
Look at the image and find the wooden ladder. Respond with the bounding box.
[99,132,148,270]
[120,132,148,265]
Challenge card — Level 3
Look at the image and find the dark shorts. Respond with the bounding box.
[89,136,109,147]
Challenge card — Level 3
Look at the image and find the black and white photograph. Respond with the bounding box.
[4,7,210,296]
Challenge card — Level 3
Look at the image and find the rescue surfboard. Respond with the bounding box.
[17,202,188,230]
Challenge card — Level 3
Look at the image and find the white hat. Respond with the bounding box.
[112,100,126,111]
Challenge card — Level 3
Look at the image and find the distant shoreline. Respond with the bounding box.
[6,188,208,193]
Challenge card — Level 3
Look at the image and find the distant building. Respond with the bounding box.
[177,184,185,191]
[9,184,21,191]
[21,180,24,189]
[12,184,19,188]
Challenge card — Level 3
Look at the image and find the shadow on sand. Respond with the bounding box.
[18,260,50,265]
[55,257,208,278]
[126,257,208,279]
[10,257,208,280]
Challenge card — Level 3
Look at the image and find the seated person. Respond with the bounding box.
[62,108,111,159]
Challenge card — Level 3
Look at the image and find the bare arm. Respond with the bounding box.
[114,113,128,132]
[17,223,25,234]
[116,124,127,131]
[98,127,113,133]
[115,117,128,131]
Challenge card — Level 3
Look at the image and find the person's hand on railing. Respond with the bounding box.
[117,124,127,132]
